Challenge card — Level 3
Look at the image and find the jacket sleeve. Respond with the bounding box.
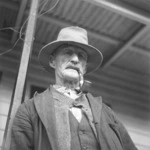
[10,102,34,150]
[104,104,138,150]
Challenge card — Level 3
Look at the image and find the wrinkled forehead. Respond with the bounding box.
[52,43,88,56]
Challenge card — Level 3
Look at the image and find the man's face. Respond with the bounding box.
[49,45,88,82]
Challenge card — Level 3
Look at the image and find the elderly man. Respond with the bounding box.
[11,26,137,150]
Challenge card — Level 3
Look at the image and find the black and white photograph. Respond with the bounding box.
[0,0,150,150]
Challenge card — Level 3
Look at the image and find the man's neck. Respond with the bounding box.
[56,79,80,90]
[53,84,81,99]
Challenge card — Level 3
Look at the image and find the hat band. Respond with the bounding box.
[57,29,88,45]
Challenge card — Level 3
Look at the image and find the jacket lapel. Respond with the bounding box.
[34,89,59,150]
[86,93,118,150]
[86,93,102,142]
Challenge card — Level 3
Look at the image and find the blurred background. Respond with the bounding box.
[0,0,150,149]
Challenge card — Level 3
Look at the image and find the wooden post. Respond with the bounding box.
[2,0,39,149]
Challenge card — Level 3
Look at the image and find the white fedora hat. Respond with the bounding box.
[38,26,103,74]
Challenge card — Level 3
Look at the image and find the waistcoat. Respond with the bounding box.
[69,111,100,150]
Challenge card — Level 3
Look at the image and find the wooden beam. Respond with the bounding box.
[83,0,150,25]
[130,45,150,58]
[1,0,39,149]
[11,0,28,44]
[103,25,150,68]
[81,0,150,68]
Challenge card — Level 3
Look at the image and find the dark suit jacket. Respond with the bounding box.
[11,87,138,150]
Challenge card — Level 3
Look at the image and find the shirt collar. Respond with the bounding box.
[51,85,88,108]
[53,84,82,99]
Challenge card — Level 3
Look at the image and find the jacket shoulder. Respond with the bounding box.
[102,102,118,123]
[17,89,49,117]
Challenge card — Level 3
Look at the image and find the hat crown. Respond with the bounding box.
[57,26,88,45]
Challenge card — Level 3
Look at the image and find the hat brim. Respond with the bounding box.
[38,40,103,74]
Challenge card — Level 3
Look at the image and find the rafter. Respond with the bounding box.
[130,45,150,58]
[83,0,150,68]
[103,25,150,68]
[83,0,150,25]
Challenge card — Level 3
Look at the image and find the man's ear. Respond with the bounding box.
[49,55,56,69]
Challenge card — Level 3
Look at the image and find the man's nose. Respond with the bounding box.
[71,54,79,64]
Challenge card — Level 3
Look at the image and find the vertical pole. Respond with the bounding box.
[2,0,39,149]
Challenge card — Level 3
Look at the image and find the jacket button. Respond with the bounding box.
[79,130,85,134]
[82,146,88,149]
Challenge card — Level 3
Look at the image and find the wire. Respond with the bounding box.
[0,38,20,56]
[0,27,20,33]
[19,0,51,41]
[38,0,60,17]
[39,0,49,14]
[19,16,29,41]
[19,0,60,41]
[0,0,60,56]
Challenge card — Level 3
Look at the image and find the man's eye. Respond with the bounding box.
[78,53,87,59]
[65,50,73,55]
